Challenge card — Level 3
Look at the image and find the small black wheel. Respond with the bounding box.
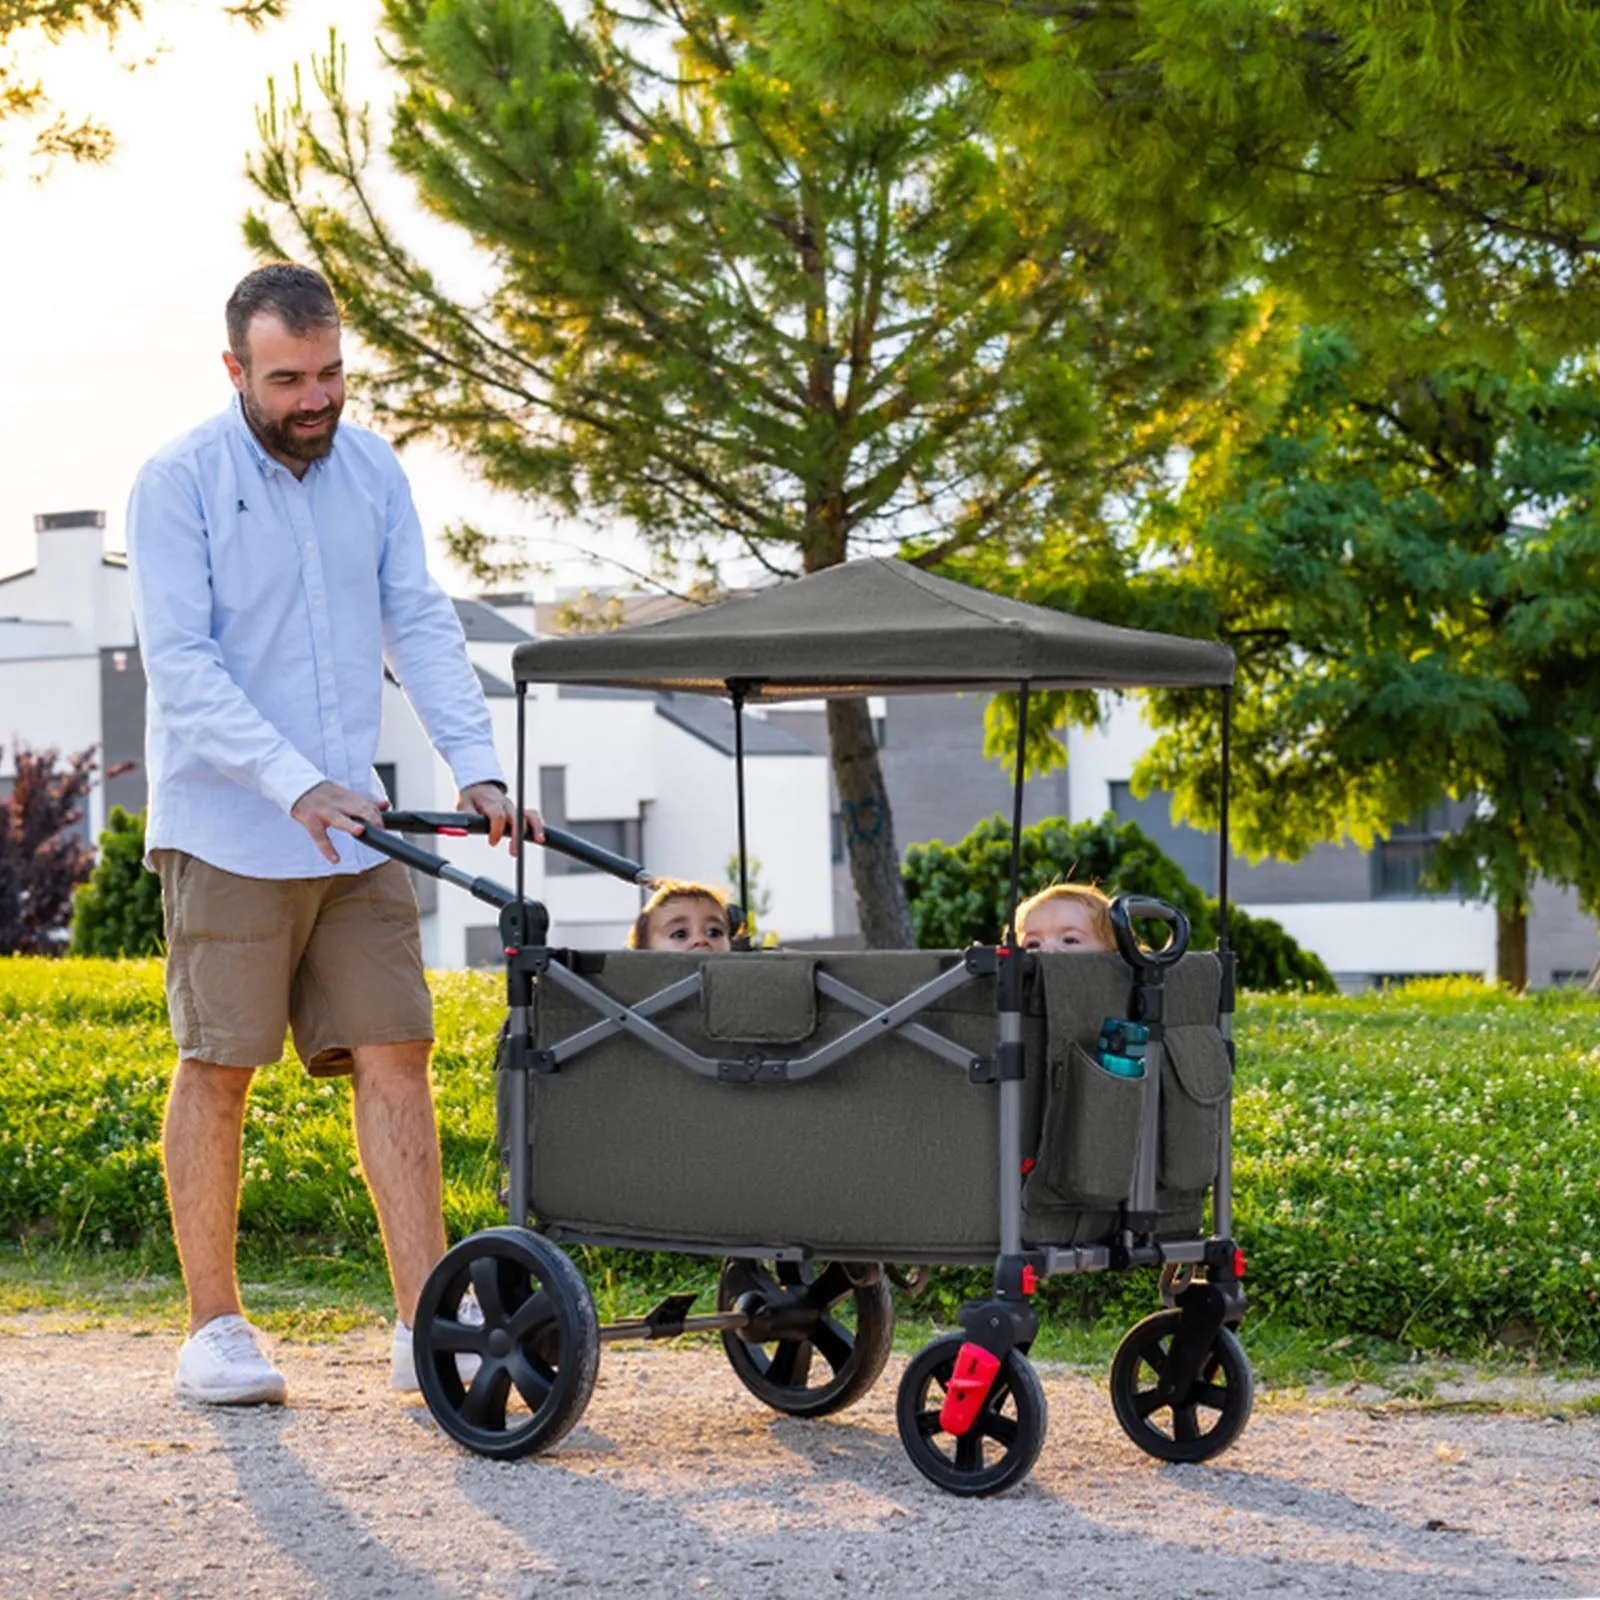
[717,1258,894,1418]
[1110,1307,1253,1464]
[895,1334,1048,1497]
[413,1226,599,1461]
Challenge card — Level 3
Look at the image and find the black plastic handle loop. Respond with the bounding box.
[1108,895,1191,969]
[380,811,656,886]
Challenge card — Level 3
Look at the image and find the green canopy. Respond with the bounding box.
[512,558,1233,700]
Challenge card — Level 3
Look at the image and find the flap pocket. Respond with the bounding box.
[1026,1042,1147,1210]
[701,955,818,1043]
[1165,1027,1231,1107]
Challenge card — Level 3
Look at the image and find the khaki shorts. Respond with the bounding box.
[155,851,434,1075]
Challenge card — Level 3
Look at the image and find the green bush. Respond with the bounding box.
[71,806,164,958]
[902,812,1336,993]
[4,959,1598,1359]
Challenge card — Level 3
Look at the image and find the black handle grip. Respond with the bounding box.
[358,824,518,910]
[1108,894,1191,970]
[380,811,656,887]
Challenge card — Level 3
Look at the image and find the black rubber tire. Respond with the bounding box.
[717,1258,894,1418]
[895,1334,1048,1497]
[1110,1307,1254,1464]
[413,1226,600,1461]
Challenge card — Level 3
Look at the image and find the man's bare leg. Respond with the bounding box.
[163,1058,254,1335]
[350,1040,446,1324]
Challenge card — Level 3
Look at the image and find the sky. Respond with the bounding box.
[0,1,631,594]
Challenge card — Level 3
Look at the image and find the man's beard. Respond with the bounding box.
[242,388,342,464]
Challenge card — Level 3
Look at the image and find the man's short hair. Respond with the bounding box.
[226,263,340,365]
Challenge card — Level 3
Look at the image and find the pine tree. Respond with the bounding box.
[244,0,1241,945]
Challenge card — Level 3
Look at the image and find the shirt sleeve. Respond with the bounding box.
[376,456,505,793]
[126,459,328,814]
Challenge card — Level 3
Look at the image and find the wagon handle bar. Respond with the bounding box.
[1108,894,1190,970]
[380,810,659,888]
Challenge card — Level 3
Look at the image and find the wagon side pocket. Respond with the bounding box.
[1160,1027,1231,1193]
[1028,1042,1147,1210]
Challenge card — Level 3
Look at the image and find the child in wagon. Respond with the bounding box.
[1014,882,1115,953]
[629,880,738,951]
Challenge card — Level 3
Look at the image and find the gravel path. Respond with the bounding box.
[2,1324,1598,1599]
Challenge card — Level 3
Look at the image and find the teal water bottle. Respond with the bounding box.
[1097,1018,1149,1079]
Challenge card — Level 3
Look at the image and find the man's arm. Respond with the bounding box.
[126,459,327,814]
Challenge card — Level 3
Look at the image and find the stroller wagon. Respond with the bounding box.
[364,558,1251,1497]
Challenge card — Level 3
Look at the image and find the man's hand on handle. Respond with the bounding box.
[291,781,390,864]
[459,782,544,855]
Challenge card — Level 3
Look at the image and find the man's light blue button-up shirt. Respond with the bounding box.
[127,397,503,878]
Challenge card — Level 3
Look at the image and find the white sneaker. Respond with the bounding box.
[391,1289,483,1394]
[174,1314,287,1406]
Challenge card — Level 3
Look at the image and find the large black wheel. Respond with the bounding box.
[895,1334,1048,1497]
[1110,1307,1253,1464]
[717,1258,894,1418]
[413,1226,600,1461]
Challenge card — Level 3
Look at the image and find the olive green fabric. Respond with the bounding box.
[512,558,1235,699]
[499,947,1230,1257]
[701,954,817,1042]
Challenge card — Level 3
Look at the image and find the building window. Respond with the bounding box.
[1373,801,1472,899]
[374,763,398,805]
[561,817,641,872]
[1109,781,1217,895]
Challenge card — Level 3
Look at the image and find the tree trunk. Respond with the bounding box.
[827,697,915,948]
[1496,898,1528,991]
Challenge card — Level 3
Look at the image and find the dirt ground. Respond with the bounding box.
[2,1323,1598,1600]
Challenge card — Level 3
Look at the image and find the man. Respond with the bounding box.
[126,261,538,1406]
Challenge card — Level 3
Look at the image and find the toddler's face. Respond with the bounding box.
[646,898,730,951]
[1019,898,1110,953]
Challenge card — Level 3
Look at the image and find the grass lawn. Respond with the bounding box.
[3,959,1598,1389]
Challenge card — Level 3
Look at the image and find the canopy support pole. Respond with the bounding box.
[1218,685,1232,953]
[515,681,529,943]
[1004,682,1031,945]
[728,679,752,920]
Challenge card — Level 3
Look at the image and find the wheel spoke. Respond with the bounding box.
[505,1350,553,1415]
[1191,1380,1228,1413]
[980,1411,1018,1449]
[806,1262,854,1310]
[460,1363,510,1431]
[766,1338,807,1389]
[810,1316,854,1376]
[470,1257,509,1328]
[955,1431,983,1473]
[1139,1339,1169,1381]
[721,1259,771,1305]
[1135,1388,1167,1419]
[429,1315,486,1355]
[1172,1404,1200,1443]
[916,1408,944,1437]
[506,1289,555,1342]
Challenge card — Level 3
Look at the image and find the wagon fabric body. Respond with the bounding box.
[371,557,1254,1493]
[509,948,1230,1260]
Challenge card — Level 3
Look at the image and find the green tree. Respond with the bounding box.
[902,812,1335,993]
[243,0,1243,947]
[766,1,1600,363]
[1,2,285,176]
[1120,327,1600,989]
[71,805,164,957]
